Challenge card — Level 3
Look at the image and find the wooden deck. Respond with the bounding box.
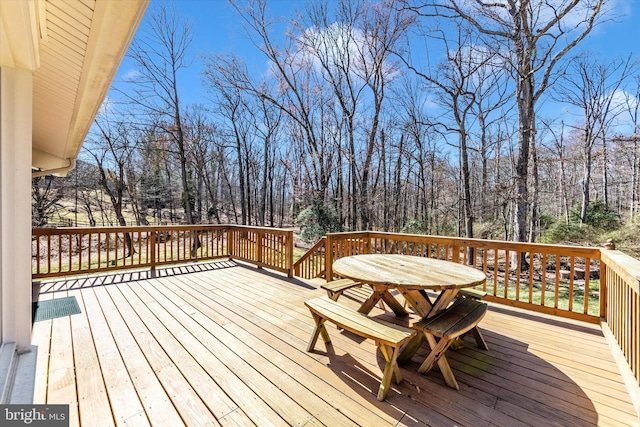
[31,260,638,426]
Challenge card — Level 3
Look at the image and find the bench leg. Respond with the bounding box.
[470,327,489,350]
[396,333,423,365]
[419,334,459,390]
[325,290,342,301]
[400,289,433,318]
[377,343,401,401]
[307,313,331,352]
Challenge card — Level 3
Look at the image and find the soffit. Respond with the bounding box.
[29,0,148,174]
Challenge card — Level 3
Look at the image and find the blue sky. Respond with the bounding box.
[115,0,640,124]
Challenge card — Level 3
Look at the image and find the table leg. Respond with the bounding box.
[400,289,433,317]
[420,333,459,390]
[381,291,408,316]
[396,288,462,365]
[430,289,460,313]
[357,289,385,314]
[358,286,408,316]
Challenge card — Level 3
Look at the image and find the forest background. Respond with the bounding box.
[31,0,640,257]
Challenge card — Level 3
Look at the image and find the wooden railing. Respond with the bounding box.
[599,249,640,391]
[293,237,327,278]
[32,225,294,278]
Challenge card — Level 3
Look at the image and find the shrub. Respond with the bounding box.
[401,219,427,234]
[541,221,597,244]
[569,199,620,231]
[296,198,342,243]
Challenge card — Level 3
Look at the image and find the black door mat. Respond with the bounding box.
[32,296,81,322]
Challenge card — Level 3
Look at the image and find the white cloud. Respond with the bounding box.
[298,22,400,83]
[122,69,141,82]
[97,95,115,116]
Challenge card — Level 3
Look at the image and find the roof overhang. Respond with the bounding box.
[1,0,148,176]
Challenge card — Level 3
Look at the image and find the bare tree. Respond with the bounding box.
[203,58,253,225]
[226,1,331,202]
[248,95,283,226]
[89,113,138,256]
[406,0,607,248]
[620,77,640,221]
[124,3,196,224]
[350,0,413,229]
[400,23,508,244]
[541,120,571,225]
[553,53,634,224]
[32,176,63,226]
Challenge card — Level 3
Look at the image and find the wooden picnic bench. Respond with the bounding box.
[320,278,361,301]
[413,297,488,390]
[457,288,487,300]
[304,296,416,401]
[456,287,489,350]
[321,278,385,310]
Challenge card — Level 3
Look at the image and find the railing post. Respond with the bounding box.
[228,226,234,259]
[150,231,156,278]
[287,229,294,277]
[599,260,607,319]
[452,245,460,263]
[325,233,334,281]
[257,229,263,270]
[600,240,615,319]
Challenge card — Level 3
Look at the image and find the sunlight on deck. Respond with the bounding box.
[31,260,638,426]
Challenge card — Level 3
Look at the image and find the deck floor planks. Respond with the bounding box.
[78,287,151,426]
[128,279,298,427]
[33,261,639,427]
[145,276,378,425]
[98,285,222,427]
[478,322,636,407]
[467,329,635,406]
[163,273,410,426]
[165,275,413,426]
[46,293,80,427]
[126,276,292,425]
[186,273,397,384]
[175,269,527,427]
[31,292,53,405]
[104,284,238,427]
[447,316,639,425]
[446,344,614,418]
[86,286,184,427]
[140,276,363,427]
[441,349,599,426]
[466,322,632,395]
[480,315,622,371]
[66,290,116,427]
[469,320,639,424]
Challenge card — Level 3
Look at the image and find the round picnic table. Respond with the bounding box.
[332,253,488,365]
[332,254,487,318]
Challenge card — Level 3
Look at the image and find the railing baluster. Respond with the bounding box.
[569,257,575,312]
[541,253,547,307]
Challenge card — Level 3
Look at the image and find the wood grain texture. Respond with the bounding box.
[332,254,487,289]
[31,260,638,426]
